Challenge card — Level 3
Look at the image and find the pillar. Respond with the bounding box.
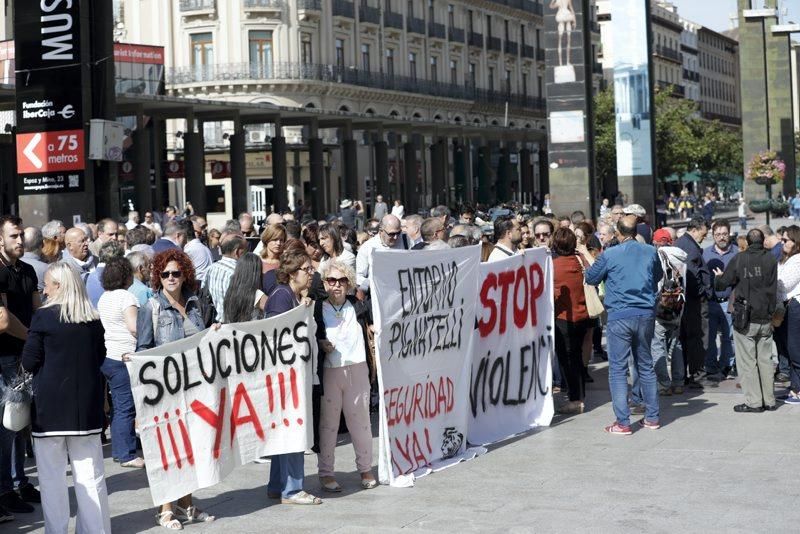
[374,138,389,200]
[453,139,467,205]
[342,138,358,200]
[430,138,446,207]
[477,145,492,207]
[229,129,247,217]
[132,126,152,214]
[183,131,206,217]
[403,140,418,215]
[272,132,288,213]
[151,118,165,211]
[520,147,533,204]
[496,145,510,203]
[308,137,325,220]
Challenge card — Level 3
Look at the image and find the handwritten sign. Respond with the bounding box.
[127,306,315,505]
[371,246,480,485]
[468,248,555,445]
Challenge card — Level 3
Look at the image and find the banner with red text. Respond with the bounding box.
[468,248,554,445]
[371,245,481,486]
[128,306,315,505]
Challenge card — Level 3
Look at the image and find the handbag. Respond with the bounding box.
[2,370,33,432]
[578,255,605,318]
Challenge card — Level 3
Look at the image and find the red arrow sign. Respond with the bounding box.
[16,129,85,174]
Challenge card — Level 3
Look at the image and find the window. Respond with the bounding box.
[488,66,494,91]
[486,15,492,38]
[430,56,438,82]
[386,48,395,76]
[385,0,392,11]
[407,0,414,17]
[302,39,312,64]
[504,69,511,95]
[191,32,214,67]
[428,0,434,22]
[362,44,370,70]
[450,59,457,85]
[504,19,509,42]
[409,52,417,80]
[249,30,273,77]
[468,62,476,87]
[521,24,526,47]
[522,71,528,96]
[335,39,345,70]
[467,10,474,33]
[448,4,454,28]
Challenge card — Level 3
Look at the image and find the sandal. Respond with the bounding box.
[175,505,215,523]
[156,511,183,530]
[320,477,342,493]
[360,475,378,490]
[281,490,322,505]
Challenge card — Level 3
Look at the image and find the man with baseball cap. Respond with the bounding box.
[624,204,653,245]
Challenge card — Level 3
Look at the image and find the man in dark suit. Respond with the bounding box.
[152,220,189,254]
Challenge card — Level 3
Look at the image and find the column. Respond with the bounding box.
[496,144,510,203]
[151,118,165,211]
[229,124,247,217]
[183,130,207,217]
[519,146,532,204]
[430,138,446,207]
[308,136,325,220]
[452,138,467,205]
[342,137,358,200]
[374,136,389,200]
[477,144,492,206]
[132,125,152,214]
[272,126,288,213]
[403,139,418,215]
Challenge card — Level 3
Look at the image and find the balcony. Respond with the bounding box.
[468,31,484,48]
[166,62,546,112]
[503,0,524,9]
[407,16,425,34]
[505,40,518,55]
[536,48,545,61]
[448,26,465,43]
[590,20,601,33]
[358,4,380,24]
[654,45,682,64]
[682,69,700,83]
[702,111,741,126]
[332,0,354,17]
[384,11,403,29]
[179,0,215,11]
[522,45,534,59]
[428,21,446,39]
[532,1,543,16]
[656,80,685,98]
[487,36,502,51]
[243,0,284,10]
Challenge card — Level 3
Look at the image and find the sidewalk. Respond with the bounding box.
[9,357,800,533]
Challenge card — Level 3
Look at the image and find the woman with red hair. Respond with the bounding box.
[135,249,213,529]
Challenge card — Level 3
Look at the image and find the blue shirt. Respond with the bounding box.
[585,239,663,321]
[771,242,784,261]
[86,266,105,308]
[128,278,153,307]
[703,244,739,301]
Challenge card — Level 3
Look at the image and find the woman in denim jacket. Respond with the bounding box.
[135,249,211,530]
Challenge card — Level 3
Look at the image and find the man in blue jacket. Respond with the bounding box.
[586,215,663,435]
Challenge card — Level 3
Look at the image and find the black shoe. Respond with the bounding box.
[763,404,779,411]
[0,504,13,523]
[733,403,764,413]
[0,491,33,514]
[775,373,790,382]
[593,350,608,362]
[17,483,40,504]
[685,378,704,389]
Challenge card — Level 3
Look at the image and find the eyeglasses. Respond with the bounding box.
[782,238,793,244]
[382,229,402,238]
[160,270,182,280]
[367,227,380,235]
[299,265,315,274]
[713,233,729,237]
[535,232,551,239]
[324,277,349,286]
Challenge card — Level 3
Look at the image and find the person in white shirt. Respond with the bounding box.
[141,211,163,238]
[184,216,214,282]
[487,216,522,262]
[777,225,800,403]
[390,199,405,219]
[355,214,408,294]
[96,257,144,469]
[315,261,376,491]
[125,211,139,231]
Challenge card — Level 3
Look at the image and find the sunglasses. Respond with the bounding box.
[324,277,349,286]
[782,238,793,243]
[382,230,402,238]
[160,270,182,280]
[535,232,551,238]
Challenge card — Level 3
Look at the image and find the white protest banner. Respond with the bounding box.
[127,305,315,505]
[371,245,480,486]
[468,248,554,445]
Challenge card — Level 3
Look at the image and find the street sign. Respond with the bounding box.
[210,160,231,179]
[16,130,85,193]
[165,160,185,178]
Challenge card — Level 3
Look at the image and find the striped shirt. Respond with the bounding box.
[203,256,237,322]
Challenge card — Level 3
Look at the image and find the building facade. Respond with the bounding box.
[697,26,741,125]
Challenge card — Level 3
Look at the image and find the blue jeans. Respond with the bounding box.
[607,316,659,426]
[786,300,800,393]
[0,355,29,493]
[100,358,138,462]
[268,452,305,498]
[651,320,684,389]
[705,302,734,376]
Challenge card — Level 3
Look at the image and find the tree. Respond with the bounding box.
[593,86,617,192]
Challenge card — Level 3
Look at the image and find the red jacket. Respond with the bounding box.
[553,254,589,323]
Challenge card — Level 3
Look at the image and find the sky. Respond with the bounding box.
[670,0,800,33]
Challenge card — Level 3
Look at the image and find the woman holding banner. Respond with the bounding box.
[314,260,377,492]
[136,249,214,529]
[21,262,111,533]
[552,228,591,415]
[264,248,323,505]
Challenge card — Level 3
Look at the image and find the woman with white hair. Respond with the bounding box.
[314,260,377,492]
[21,262,111,533]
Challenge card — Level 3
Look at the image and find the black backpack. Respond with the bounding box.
[656,249,685,323]
[197,283,217,328]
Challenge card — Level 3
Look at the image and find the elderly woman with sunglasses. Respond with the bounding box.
[314,260,377,492]
[136,249,213,530]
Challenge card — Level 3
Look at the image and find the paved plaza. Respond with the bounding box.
[8,357,800,534]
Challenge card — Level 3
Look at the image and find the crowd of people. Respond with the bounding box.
[0,193,798,530]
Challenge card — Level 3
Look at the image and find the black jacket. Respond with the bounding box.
[675,233,712,300]
[21,306,106,437]
[714,244,777,324]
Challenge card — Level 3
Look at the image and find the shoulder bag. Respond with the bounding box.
[578,255,604,319]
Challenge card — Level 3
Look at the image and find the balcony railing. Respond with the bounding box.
[682,69,700,82]
[297,0,321,9]
[180,0,215,11]
[407,16,425,34]
[532,1,543,16]
[384,10,403,29]
[332,0,354,17]
[448,26,465,43]
[656,80,685,97]
[243,0,283,9]
[505,40,518,55]
[487,36,502,51]
[166,62,546,111]
[468,31,484,48]
[428,21,446,39]
[359,4,380,24]
[654,45,682,63]
[522,44,534,59]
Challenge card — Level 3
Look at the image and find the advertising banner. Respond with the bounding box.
[14,0,86,194]
[468,249,555,445]
[127,307,315,505]
[371,246,480,486]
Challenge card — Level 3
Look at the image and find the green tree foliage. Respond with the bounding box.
[592,85,743,188]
